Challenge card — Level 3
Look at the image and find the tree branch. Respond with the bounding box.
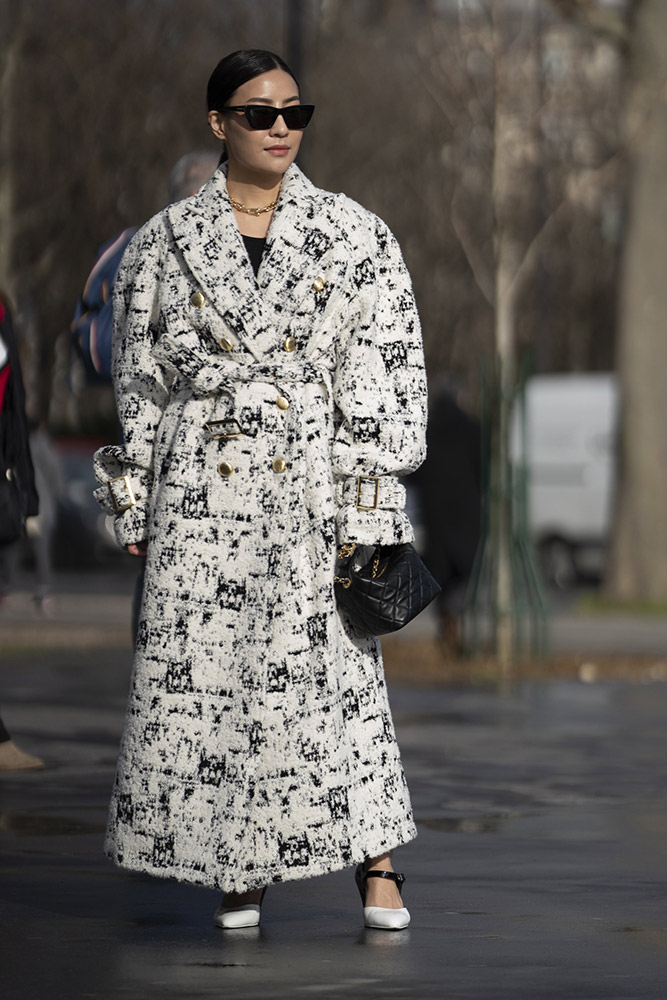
[548,0,632,47]
[451,187,495,306]
[508,147,623,304]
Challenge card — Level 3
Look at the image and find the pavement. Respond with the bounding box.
[1,567,667,998]
[3,563,667,657]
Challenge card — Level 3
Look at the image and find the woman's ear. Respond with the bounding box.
[207,110,226,141]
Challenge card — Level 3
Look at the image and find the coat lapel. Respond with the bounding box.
[164,163,350,364]
[166,167,268,361]
[258,166,351,355]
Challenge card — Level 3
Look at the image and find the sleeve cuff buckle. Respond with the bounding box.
[355,476,380,510]
[108,474,137,512]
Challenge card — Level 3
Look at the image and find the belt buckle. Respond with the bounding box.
[205,418,245,439]
[108,474,136,512]
[355,475,380,510]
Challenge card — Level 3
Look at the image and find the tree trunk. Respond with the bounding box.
[607,0,667,602]
[491,0,540,667]
[0,2,20,296]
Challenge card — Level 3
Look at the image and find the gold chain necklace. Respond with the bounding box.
[229,194,279,216]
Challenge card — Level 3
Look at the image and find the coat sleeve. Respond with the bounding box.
[92,222,170,547]
[331,213,427,546]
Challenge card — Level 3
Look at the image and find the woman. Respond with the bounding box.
[94,50,427,931]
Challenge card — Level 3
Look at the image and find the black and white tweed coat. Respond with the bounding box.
[94,163,427,893]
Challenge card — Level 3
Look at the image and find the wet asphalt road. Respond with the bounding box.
[2,645,667,999]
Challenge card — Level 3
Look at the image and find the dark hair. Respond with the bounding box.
[206,49,299,113]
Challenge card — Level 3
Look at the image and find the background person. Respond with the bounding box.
[411,379,482,654]
[0,420,63,617]
[0,292,43,771]
[94,50,426,931]
[25,421,64,614]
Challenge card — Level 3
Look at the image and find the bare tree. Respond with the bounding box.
[0,0,285,427]
[396,0,623,662]
[0,0,19,297]
[606,0,667,600]
[551,0,667,601]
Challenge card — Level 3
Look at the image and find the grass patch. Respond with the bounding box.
[576,594,667,617]
[381,636,667,685]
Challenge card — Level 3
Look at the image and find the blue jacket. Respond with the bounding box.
[71,228,136,381]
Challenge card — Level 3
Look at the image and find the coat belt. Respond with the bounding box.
[192,359,335,456]
[195,359,336,398]
[152,335,335,400]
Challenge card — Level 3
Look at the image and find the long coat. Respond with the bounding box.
[94,164,427,894]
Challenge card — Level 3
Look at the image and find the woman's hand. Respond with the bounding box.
[127,541,148,557]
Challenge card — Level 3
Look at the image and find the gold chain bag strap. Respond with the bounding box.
[334,542,441,638]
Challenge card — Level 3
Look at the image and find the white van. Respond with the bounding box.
[511,374,618,587]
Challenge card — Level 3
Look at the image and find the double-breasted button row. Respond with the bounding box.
[215,336,296,353]
[193,277,324,308]
[218,458,288,477]
[191,285,303,357]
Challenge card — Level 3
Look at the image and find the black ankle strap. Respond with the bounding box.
[364,869,405,887]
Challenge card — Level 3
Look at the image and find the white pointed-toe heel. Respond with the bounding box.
[213,887,266,929]
[355,863,411,930]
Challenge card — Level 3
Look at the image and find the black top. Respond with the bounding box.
[242,235,266,278]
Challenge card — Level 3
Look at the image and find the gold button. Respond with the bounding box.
[219,337,234,352]
[283,336,297,353]
[312,276,326,292]
[190,291,205,308]
[272,457,287,473]
[276,395,290,410]
[218,461,234,477]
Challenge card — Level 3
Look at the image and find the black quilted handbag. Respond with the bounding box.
[334,542,441,638]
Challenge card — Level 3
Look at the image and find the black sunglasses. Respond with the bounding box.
[222,104,315,131]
